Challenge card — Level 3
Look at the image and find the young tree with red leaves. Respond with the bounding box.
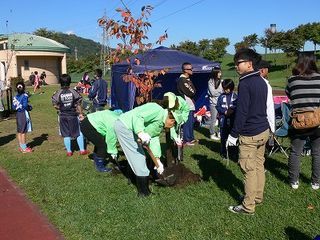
[98,5,168,105]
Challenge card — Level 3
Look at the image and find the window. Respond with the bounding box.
[24,60,29,70]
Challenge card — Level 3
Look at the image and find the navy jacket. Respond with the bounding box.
[231,71,269,138]
[88,78,108,107]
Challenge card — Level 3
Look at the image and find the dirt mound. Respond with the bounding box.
[160,163,201,188]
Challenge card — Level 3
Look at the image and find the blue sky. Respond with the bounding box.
[1,0,320,54]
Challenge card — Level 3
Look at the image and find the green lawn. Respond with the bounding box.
[0,85,320,240]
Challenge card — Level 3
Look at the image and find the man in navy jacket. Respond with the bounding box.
[89,68,108,112]
[227,48,270,215]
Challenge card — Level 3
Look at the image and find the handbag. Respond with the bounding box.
[291,108,320,129]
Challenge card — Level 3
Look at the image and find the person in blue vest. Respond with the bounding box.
[216,79,237,159]
[12,81,33,153]
[88,68,108,112]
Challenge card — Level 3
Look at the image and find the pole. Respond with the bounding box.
[74,47,78,61]
[100,10,107,76]
[5,20,9,89]
[265,39,267,60]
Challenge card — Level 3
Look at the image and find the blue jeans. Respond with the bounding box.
[183,111,195,142]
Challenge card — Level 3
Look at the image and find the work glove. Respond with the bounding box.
[138,132,151,145]
[174,138,183,147]
[226,135,238,148]
[154,159,164,175]
[111,154,117,160]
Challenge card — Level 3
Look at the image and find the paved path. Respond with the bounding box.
[0,168,64,240]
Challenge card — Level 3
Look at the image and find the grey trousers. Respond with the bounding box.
[114,120,150,177]
[289,135,320,184]
[209,104,218,135]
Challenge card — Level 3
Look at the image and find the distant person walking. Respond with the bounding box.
[12,81,33,153]
[177,62,197,146]
[40,71,47,85]
[29,72,35,85]
[207,66,223,140]
[33,71,40,94]
[88,69,108,112]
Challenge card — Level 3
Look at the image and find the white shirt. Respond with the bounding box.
[263,77,275,133]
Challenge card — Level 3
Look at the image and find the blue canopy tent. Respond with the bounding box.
[111,46,220,112]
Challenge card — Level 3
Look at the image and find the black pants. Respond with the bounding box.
[80,117,107,158]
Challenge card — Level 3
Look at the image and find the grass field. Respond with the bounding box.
[0,85,320,240]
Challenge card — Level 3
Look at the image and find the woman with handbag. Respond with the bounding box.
[285,54,320,190]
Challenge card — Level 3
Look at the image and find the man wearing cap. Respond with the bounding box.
[164,92,190,158]
[177,62,197,146]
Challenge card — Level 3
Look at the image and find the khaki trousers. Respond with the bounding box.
[238,129,269,213]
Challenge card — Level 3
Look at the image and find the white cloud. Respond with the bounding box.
[65,30,75,35]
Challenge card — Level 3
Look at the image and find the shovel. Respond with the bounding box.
[142,144,177,186]
[225,142,230,167]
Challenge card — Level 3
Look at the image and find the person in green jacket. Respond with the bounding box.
[80,109,122,172]
[165,92,190,146]
[114,92,189,197]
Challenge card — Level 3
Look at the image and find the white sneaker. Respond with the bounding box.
[311,182,319,190]
[210,135,220,141]
[291,181,299,189]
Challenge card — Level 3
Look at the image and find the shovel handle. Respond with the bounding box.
[137,139,159,168]
[143,145,160,168]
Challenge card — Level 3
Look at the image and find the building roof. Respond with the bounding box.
[1,33,70,53]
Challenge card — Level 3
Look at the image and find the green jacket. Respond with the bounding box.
[170,96,190,141]
[119,102,168,158]
[87,110,120,155]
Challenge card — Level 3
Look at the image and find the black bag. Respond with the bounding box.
[27,104,33,111]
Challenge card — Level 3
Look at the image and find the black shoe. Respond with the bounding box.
[228,205,254,215]
[136,176,151,197]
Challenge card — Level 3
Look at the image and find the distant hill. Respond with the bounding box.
[56,32,101,58]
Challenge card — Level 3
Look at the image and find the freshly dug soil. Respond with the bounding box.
[161,163,201,188]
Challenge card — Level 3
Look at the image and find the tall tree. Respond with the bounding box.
[198,39,210,56]
[33,28,64,44]
[235,34,258,52]
[243,34,259,49]
[276,30,304,55]
[176,40,200,56]
[260,28,279,53]
[296,22,320,53]
[234,41,249,52]
[205,37,229,61]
